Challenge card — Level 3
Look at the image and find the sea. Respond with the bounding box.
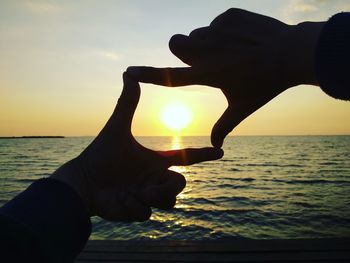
[0,136,349,240]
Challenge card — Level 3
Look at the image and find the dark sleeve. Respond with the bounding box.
[315,12,350,100]
[0,178,91,262]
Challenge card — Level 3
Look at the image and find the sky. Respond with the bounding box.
[1,0,350,137]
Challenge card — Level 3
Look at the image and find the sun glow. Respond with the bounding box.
[161,103,192,131]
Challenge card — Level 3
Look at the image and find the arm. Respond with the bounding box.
[0,178,91,262]
[127,9,350,148]
[0,73,223,262]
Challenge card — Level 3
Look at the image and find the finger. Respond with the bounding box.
[100,200,130,222]
[142,170,186,210]
[160,170,186,196]
[109,72,140,131]
[127,66,207,87]
[169,34,198,65]
[189,26,212,40]
[169,34,214,65]
[121,192,152,222]
[100,191,134,222]
[143,186,177,210]
[209,8,246,27]
[158,147,223,167]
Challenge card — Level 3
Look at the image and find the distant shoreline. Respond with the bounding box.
[0,136,65,139]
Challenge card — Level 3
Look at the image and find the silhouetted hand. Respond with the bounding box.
[127,8,324,147]
[51,73,223,222]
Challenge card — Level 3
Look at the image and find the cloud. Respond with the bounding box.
[291,1,318,12]
[24,1,62,14]
[282,0,350,23]
[95,50,121,61]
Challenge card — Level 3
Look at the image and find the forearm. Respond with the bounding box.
[283,21,325,87]
[316,12,350,100]
[0,177,91,262]
[283,13,350,101]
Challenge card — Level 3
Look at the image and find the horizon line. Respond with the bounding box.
[1,134,350,138]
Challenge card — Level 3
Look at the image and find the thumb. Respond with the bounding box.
[109,72,140,131]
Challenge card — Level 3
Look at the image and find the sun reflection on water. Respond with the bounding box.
[168,136,193,209]
[170,136,181,150]
[169,136,188,175]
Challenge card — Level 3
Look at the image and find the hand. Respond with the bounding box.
[51,73,223,222]
[127,8,324,147]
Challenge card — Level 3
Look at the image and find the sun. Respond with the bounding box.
[161,103,192,131]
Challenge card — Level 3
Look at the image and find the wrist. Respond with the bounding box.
[50,158,92,216]
[282,21,325,87]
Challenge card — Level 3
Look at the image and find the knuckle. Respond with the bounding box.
[189,27,207,38]
[189,29,199,38]
[211,8,245,27]
[225,8,247,17]
[226,8,241,15]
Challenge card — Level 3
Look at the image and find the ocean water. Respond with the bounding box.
[0,136,349,240]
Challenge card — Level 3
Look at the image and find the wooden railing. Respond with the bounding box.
[76,238,350,262]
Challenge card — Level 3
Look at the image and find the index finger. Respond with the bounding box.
[158,147,224,167]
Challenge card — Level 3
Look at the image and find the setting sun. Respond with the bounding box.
[161,103,192,131]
